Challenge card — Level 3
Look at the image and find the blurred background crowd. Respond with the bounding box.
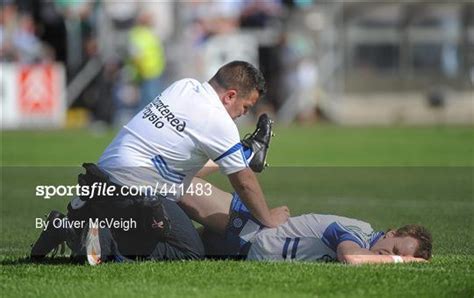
[1,0,473,129]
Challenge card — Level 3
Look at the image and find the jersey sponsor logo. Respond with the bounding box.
[142,97,187,132]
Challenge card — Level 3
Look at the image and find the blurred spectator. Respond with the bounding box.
[240,0,282,28]
[0,0,45,64]
[139,2,174,42]
[127,11,166,112]
[78,34,115,125]
[33,1,67,64]
[239,0,285,116]
[0,1,19,62]
[53,0,95,78]
[93,1,139,126]
[13,13,43,63]
[98,1,138,62]
[182,1,243,48]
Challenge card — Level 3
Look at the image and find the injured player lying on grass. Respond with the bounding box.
[31,178,433,265]
[30,180,432,265]
[186,180,432,265]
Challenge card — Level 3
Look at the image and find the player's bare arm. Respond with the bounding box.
[337,241,427,265]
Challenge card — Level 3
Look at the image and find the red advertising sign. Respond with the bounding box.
[18,65,58,116]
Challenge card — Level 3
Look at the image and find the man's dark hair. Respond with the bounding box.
[395,224,432,260]
[209,61,266,99]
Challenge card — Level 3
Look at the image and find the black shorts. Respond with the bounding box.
[82,197,204,261]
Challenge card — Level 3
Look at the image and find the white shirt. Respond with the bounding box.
[98,79,248,200]
[246,214,383,262]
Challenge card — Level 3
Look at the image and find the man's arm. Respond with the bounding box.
[337,241,427,265]
[228,168,289,228]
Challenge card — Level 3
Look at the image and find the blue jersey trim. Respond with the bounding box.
[291,237,300,259]
[151,156,184,184]
[321,222,366,252]
[338,224,367,247]
[155,155,185,178]
[152,158,182,183]
[152,157,183,181]
[214,143,243,162]
[240,147,249,167]
[242,145,253,160]
[282,238,291,259]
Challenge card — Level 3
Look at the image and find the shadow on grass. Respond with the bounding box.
[0,256,82,266]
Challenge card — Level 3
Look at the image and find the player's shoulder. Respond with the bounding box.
[307,214,373,231]
[167,79,238,136]
[166,78,201,93]
[170,78,221,106]
[177,78,201,86]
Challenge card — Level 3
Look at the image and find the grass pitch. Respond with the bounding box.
[1,125,473,297]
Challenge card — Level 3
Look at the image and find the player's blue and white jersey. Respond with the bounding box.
[246,214,384,262]
[98,79,248,200]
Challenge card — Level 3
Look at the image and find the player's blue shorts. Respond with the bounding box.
[223,192,265,257]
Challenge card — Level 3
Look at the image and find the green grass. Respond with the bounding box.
[2,125,473,166]
[1,125,473,297]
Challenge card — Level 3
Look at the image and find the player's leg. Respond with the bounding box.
[178,177,233,235]
[31,163,171,262]
[241,113,274,173]
[180,112,274,233]
[148,197,204,260]
[197,190,264,259]
[30,207,129,265]
[179,176,267,236]
[194,113,275,178]
[70,196,204,263]
[68,197,204,264]
[73,163,202,261]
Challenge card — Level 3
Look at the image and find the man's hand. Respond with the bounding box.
[269,206,290,228]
